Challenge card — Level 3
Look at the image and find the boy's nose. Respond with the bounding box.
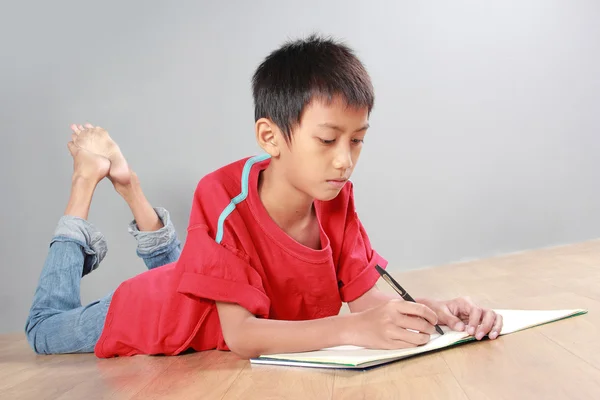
[333,148,353,170]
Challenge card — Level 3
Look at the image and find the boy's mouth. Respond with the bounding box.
[326,178,348,189]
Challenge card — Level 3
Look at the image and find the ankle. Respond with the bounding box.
[71,174,100,188]
[113,171,134,194]
[114,171,143,201]
[65,177,97,220]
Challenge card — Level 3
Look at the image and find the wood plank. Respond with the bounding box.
[0,335,71,393]
[490,292,600,371]
[332,353,469,400]
[1,354,111,400]
[0,339,177,400]
[442,326,600,399]
[129,351,247,400]
[53,356,179,400]
[222,363,335,400]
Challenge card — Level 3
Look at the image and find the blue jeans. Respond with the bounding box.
[25,207,181,354]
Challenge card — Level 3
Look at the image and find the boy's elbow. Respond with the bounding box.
[216,301,263,359]
[229,346,260,360]
[223,333,261,359]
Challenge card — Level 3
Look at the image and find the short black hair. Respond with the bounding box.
[252,34,374,142]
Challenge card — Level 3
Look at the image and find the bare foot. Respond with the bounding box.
[67,141,110,184]
[70,123,131,186]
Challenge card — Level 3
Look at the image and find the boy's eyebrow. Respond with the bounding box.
[318,123,370,132]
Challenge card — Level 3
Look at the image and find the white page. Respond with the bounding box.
[495,309,583,334]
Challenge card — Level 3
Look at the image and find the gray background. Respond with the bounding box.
[1,0,599,333]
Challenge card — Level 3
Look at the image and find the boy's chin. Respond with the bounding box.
[313,189,344,202]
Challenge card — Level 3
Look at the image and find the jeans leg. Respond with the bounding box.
[25,216,112,354]
[128,207,181,270]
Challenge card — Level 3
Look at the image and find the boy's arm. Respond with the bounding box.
[216,300,437,359]
[346,286,445,314]
[347,285,395,313]
[216,302,350,358]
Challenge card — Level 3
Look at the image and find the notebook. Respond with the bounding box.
[250,308,587,369]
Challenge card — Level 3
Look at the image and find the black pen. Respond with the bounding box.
[375,264,445,336]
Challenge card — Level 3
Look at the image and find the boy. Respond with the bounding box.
[25,35,502,358]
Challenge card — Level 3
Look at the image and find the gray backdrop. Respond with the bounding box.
[1,0,599,333]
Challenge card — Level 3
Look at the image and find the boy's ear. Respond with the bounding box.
[255,118,281,157]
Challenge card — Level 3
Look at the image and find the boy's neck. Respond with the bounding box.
[258,165,315,230]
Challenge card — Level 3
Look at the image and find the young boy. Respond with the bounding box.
[25,35,502,358]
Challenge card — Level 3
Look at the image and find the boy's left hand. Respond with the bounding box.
[419,297,503,340]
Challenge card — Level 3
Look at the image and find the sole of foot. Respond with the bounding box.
[70,123,131,186]
[67,141,111,184]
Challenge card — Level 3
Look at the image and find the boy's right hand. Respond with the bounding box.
[348,299,438,350]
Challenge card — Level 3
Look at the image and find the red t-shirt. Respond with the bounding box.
[94,155,387,358]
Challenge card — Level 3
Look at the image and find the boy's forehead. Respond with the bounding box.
[301,96,369,126]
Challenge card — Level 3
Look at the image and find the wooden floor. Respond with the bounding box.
[2,241,600,399]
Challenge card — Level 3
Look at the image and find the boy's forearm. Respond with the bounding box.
[348,285,399,313]
[233,313,357,358]
[348,286,437,314]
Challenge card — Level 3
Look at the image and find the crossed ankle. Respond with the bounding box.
[71,174,101,187]
[113,171,138,196]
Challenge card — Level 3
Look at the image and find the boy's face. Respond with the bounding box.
[278,96,369,201]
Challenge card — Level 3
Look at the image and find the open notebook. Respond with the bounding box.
[250,308,587,369]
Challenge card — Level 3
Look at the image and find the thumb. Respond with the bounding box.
[440,309,465,332]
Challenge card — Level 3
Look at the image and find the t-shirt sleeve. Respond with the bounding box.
[336,186,388,303]
[175,176,270,318]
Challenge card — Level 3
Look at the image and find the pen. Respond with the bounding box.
[375,264,445,336]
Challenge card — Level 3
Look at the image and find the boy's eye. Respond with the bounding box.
[319,138,336,145]
[352,138,365,145]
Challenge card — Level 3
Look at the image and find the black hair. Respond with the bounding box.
[252,33,374,142]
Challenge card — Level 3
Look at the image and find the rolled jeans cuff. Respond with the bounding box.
[128,207,179,257]
[52,215,108,275]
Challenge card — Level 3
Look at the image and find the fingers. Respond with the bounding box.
[391,299,439,327]
[489,313,503,340]
[467,306,482,336]
[84,123,94,129]
[70,124,81,134]
[447,297,502,340]
[475,309,497,340]
[393,313,435,335]
[378,339,416,350]
[439,310,465,332]
[386,323,430,346]
[376,300,437,347]
[461,304,501,340]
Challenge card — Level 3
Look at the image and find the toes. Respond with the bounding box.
[67,141,77,156]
